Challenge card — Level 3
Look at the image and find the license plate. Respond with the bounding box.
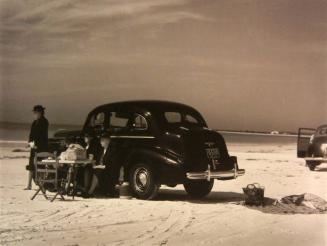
[206,148,220,159]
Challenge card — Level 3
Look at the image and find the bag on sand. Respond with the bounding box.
[243,183,265,206]
[60,144,87,161]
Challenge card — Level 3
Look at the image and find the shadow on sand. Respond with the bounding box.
[155,189,326,215]
[156,188,245,204]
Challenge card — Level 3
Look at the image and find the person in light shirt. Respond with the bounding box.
[83,132,120,198]
[79,131,101,193]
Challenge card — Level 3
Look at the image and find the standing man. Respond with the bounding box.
[25,105,49,190]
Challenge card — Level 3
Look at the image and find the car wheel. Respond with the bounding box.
[129,163,159,200]
[183,179,214,199]
[306,161,317,171]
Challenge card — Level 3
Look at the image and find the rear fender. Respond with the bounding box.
[125,148,183,183]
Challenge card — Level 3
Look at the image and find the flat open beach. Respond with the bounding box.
[1,1,326,245]
[1,132,326,246]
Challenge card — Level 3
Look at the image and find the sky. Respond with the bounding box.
[0,0,326,132]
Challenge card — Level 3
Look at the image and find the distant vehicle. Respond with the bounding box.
[297,125,327,171]
[270,131,279,135]
[48,100,245,199]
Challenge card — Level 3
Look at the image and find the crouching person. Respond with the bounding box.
[83,132,120,198]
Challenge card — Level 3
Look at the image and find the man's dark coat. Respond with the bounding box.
[28,116,49,169]
[97,143,122,194]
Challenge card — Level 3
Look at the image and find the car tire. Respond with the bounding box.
[183,179,214,199]
[129,163,159,200]
[306,161,317,171]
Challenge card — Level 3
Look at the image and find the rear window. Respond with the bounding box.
[185,114,198,124]
[164,112,182,123]
[163,111,202,125]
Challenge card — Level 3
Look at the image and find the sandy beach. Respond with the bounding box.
[1,0,326,245]
[1,135,326,246]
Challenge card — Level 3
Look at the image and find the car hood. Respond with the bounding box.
[53,129,83,138]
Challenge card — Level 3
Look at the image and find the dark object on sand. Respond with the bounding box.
[280,193,327,212]
[12,148,29,153]
[243,183,265,206]
[245,193,327,214]
[297,124,327,171]
[281,194,305,206]
[47,100,245,200]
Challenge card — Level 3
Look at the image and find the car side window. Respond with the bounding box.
[94,112,105,126]
[109,112,129,129]
[88,115,95,127]
[164,112,182,123]
[89,112,105,128]
[132,114,148,130]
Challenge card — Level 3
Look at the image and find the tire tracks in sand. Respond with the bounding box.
[117,203,194,246]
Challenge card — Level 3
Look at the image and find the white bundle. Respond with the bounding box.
[60,144,87,161]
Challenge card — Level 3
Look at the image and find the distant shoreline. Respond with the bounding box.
[0,121,298,142]
[0,121,82,130]
[0,121,297,135]
[0,130,297,144]
[216,130,297,137]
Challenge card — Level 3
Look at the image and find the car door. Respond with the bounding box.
[108,111,154,175]
[106,109,155,148]
[297,128,316,157]
[112,111,155,148]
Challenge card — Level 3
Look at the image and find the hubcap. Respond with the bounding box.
[133,167,149,193]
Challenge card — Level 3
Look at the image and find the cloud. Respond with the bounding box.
[0,0,193,37]
[0,0,326,130]
[1,0,212,66]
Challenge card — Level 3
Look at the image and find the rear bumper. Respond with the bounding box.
[186,164,245,181]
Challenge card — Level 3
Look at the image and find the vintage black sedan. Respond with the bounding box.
[297,124,327,171]
[49,101,245,199]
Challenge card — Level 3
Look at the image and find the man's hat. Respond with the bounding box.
[32,105,45,112]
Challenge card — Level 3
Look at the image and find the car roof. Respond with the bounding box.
[90,100,200,113]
